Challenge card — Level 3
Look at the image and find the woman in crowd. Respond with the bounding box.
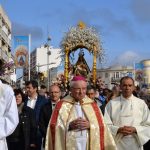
[7,89,37,150]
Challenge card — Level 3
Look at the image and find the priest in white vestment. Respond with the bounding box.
[45,76,117,150]
[104,76,150,150]
[0,80,19,150]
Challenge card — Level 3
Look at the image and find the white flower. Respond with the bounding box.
[60,25,105,62]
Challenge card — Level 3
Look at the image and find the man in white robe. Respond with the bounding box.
[0,80,19,150]
[104,76,150,150]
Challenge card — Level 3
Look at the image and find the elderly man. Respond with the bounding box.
[0,80,19,150]
[45,76,116,150]
[104,76,150,150]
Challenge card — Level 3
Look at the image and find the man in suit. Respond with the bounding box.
[24,80,48,150]
[86,85,105,115]
[39,85,61,148]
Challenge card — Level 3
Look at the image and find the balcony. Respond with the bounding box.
[1,30,11,46]
[0,19,2,27]
[0,48,2,58]
[1,49,9,62]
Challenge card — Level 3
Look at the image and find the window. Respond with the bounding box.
[105,72,108,78]
[116,72,119,78]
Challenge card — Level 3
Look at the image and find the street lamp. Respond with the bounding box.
[44,36,51,91]
[36,62,55,88]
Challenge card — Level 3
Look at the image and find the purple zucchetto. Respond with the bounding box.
[71,76,86,81]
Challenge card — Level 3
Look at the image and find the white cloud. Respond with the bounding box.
[111,51,142,66]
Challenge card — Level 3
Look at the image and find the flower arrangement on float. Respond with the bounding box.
[60,22,105,62]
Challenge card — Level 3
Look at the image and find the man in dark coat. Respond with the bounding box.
[86,85,105,115]
[39,85,61,148]
[24,80,48,150]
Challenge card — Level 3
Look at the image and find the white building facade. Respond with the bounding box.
[0,5,15,84]
[29,45,62,86]
[97,65,134,89]
[31,46,61,71]
[141,59,150,90]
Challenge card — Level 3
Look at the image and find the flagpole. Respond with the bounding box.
[133,61,135,81]
[28,34,31,80]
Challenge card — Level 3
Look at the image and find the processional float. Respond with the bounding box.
[61,22,104,87]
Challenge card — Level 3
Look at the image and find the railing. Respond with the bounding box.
[111,77,121,83]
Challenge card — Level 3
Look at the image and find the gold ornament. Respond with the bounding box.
[78,21,86,29]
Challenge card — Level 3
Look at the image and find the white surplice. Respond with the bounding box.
[104,94,150,150]
[74,102,87,150]
[0,81,19,150]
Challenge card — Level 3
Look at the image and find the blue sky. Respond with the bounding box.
[1,0,150,68]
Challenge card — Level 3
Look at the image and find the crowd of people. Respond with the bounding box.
[0,75,150,150]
